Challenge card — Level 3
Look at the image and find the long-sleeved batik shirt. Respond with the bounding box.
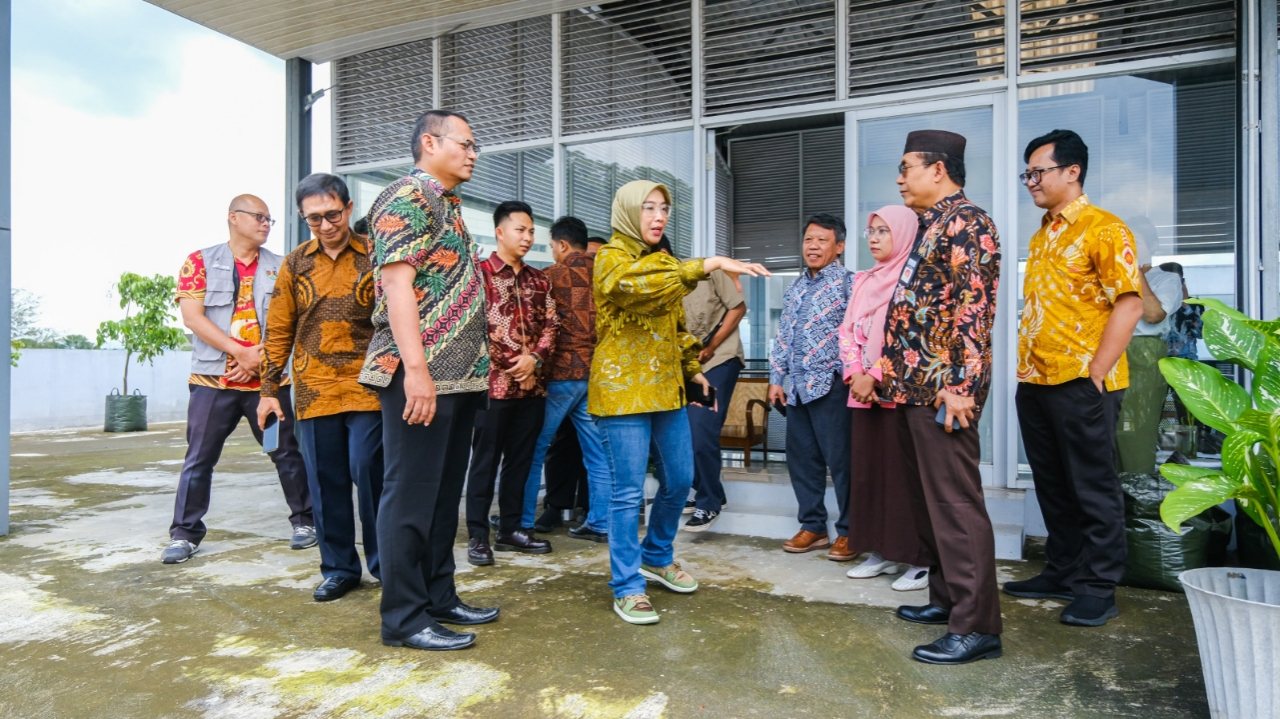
[478,252,557,400]
[879,191,1001,409]
[768,260,854,405]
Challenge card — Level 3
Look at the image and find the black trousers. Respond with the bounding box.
[465,397,546,537]
[376,370,485,641]
[898,405,1002,636]
[1016,378,1126,598]
[544,421,588,512]
[785,379,851,536]
[170,385,312,544]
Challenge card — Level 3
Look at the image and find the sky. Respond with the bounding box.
[12,0,331,338]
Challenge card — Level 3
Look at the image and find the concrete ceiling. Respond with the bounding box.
[145,0,591,63]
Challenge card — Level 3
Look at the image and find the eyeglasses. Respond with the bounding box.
[863,227,892,240]
[641,203,671,216]
[1019,165,1071,185]
[433,135,481,155]
[233,210,275,226]
[302,209,346,227]
[897,161,935,175]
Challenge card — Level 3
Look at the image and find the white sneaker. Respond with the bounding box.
[845,552,902,579]
[891,566,930,591]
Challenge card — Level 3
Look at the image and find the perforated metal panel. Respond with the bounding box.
[441,17,553,145]
[461,147,556,219]
[703,0,837,116]
[849,1,1005,97]
[561,0,693,135]
[333,38,433,170]
[1020,0,1235,74]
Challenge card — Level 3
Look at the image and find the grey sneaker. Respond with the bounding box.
[290,525,318,550]
[639,562,698,593]
[161,539,198,564]
[613,594,659,625]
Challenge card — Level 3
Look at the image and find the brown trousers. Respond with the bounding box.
[897,405,1002,635]
[849,404,926,566]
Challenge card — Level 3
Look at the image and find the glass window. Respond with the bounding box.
[566,131,695,256]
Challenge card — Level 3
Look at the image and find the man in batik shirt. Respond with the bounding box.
[161,194,314,565]
[767,213,856,562]
[464,200,557,565]
[1007,129,1142,628]
[881,129,1002,665]
[359,110,496,652]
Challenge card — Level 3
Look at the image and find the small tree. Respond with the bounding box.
[95,273,187,394]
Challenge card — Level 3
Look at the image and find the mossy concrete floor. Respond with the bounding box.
[2,423,1207,718]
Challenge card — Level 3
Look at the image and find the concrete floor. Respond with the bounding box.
[2,423,1208,719]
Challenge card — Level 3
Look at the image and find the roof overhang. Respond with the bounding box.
[145,1,589,63]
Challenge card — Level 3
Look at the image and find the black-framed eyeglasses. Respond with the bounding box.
[233,209,275,226]
[897,160,936,175]
[1019,165,1071,185]
[302,209,346,227]
[432,135,482,155]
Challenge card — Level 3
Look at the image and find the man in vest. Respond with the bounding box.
[162,194,315,564]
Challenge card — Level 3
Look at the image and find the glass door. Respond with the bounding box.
[846,95,1011,487]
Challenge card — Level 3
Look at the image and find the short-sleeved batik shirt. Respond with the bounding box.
[358,168,489,393]
[1017,194,1142,390]
[177,250,269,392]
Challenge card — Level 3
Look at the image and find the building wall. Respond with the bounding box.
[11,349,193,431]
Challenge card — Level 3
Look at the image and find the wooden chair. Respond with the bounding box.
[720,378,770,467]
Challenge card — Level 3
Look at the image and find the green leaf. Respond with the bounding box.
[1160,473,1243,532]
[1189,297,1248,320]
[1202,310,1266,370]
[1270,408,1280,445]
[1222,429,1265,482]
[1159,357,1249,434]
[1238,409,1274,436]
[1160,463,1227,488]
[1254,342,1280,413]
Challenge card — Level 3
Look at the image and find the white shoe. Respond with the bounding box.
[845,552,902,579]
[891,566,930,591]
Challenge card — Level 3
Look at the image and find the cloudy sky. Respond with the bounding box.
[13,0,330,337]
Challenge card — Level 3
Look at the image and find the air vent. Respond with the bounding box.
[849,0,1005,96]
[562,0,693,135]
[703,0,837,116]
[440,17,553,145]
[333,38,433,170]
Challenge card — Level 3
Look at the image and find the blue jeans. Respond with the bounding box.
[294,411,383,581]
[598,408,693,598]
[522,380,613,532]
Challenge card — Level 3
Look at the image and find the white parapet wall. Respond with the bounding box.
[11,349,194,431]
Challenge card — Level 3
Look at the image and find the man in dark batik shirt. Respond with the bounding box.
[464,200,558,566]
[879,129,1003,666]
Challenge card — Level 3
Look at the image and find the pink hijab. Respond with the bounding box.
[840,204,918,379]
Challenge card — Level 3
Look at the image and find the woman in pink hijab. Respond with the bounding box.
[838,204,930,591]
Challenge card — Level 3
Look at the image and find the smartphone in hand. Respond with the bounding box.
[687,381,717,408]
[934,405,960,431]
[262,414,280,454]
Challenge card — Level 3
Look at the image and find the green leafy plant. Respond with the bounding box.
[95,272,187,395]
[1159,298,1280,560]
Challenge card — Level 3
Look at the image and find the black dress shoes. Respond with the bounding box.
[313,575,361,602]
[534,507,563,533]
[431,601,500,625]
[895,603,951,625]
[912,632,1002,665]
[468,537,494,566]
[494,529,553,554]
[568,524,608,543]
[382,623,476,651]
[1060,594,1118,626]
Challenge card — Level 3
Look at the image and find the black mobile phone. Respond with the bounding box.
[935,405,960,431]
[262,415,280,454]
[772,399,787,417]
[687,381,716,407]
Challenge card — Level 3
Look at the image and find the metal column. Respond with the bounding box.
[0,0,11,536]
[284,58,312,252]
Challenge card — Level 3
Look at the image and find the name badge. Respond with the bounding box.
[899,256,919,287]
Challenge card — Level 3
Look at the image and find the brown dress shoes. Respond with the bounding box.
[782,529,831,553]
[825,535,857,561]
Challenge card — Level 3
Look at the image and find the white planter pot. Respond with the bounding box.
[1181,567,1280,718]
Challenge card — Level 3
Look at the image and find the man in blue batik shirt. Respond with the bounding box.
[768,213,856,562]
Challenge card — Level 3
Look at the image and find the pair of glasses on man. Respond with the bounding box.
[232,210,276,226]
[302,209,346,227]
[1018,164,1072,185]
[433,135,482,155]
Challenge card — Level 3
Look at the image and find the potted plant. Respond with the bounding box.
[1158,298,1280,718]
[95,272,188,432]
